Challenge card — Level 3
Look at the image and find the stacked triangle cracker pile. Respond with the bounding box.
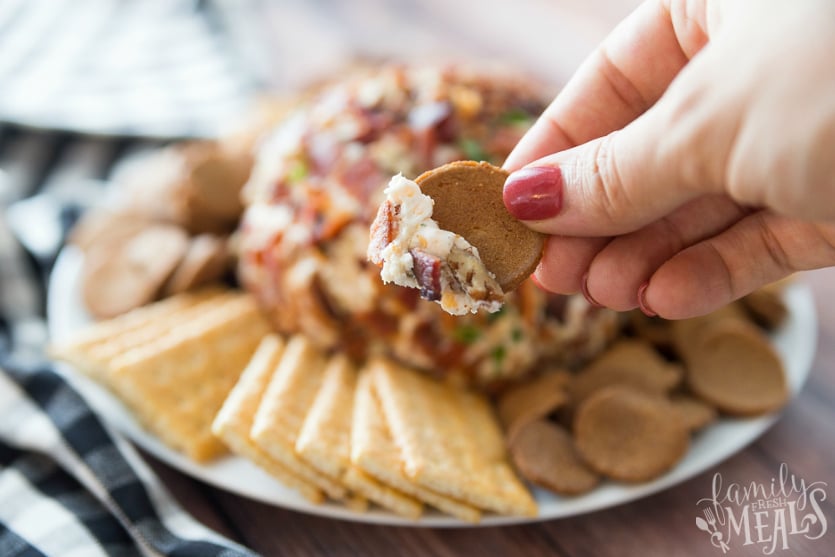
[51,289,268,461]
[51,289,537,522]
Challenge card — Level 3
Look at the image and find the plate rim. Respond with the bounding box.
[47,246,818,527]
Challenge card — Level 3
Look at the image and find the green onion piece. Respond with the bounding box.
[511,328,524,342]
[491,345,507,365]
[487,306,506,324]
[287,159,309,184]
[454,325,482,345]
[499,107,533,126]
[458,138,490,162]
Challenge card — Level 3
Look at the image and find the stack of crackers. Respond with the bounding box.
[52,289,536,521]
[69,141,252,320]
[52,282,790,520]
[212,335,536,520]
[499,287,789,494]
[50,289,269,461]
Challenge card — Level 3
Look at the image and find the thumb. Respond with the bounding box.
[502,94,723,237]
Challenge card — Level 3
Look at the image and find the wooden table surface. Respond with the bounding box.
[149,2,834,555]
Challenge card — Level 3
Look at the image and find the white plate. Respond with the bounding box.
[47,247,817,527]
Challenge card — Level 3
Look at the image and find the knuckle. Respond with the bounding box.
[580,133,633,225]
[754,213,793,274]
[655,214,687,254]
[702,241,738,299]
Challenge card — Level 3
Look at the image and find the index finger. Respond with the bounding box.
[504,0,706,170]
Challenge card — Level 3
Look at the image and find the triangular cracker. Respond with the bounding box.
[342,467,422,519]
[352,368,480,522]
[49,288,228,379]
[296,354,358,480]
[250,336,347,500]
[294,354,369,510]
[106,294,268,461]
[213,335,324,503]
[370,358,536,516]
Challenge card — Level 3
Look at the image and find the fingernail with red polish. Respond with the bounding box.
[637,282,657,317]
[503,166,563,221]
[581,273,603,308]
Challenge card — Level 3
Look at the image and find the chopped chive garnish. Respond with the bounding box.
[287,159,309,183]
[491,345,507,365]
[458,137,489,162]
[487,306,506,324]
[454,325,481,345]
[499,107,533,126]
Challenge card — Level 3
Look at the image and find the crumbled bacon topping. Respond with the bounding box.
[367,201,399,266]
[238,65,622,386]
[410,249,443,301]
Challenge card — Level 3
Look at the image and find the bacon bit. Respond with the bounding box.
[410,249,442,301]
[356,108,395,143]
[314,212,352,243]
[362,309,401,337]
[337,156,386,206]
[412,319,468,373]
[367,201,399,265]
[436,113,458,143]
[412,125,438,171]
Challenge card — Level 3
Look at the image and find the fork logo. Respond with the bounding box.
[696,463,828,554]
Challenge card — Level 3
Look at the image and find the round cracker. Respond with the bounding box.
[684,319,788,416]
[69,209,150,252]
[574,386,688,482]
[415,161,544,291]
[183,143,251,232]
[568,340,682,408]
[163,234,229,296]
[82,225,189,319]
[509,419,599,495]
[671,302,748,360]
[498,370,570,443]
[669,394,718,432]
[741,287,788,330]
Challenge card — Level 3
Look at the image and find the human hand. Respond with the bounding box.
[502,0,835,319]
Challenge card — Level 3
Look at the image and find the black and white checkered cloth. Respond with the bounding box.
[0,127,262,555]
[0,0,259,139]
[0,360,258,557]
[0,0,288,545]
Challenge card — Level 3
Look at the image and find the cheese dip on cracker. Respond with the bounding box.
[368,174,504,315]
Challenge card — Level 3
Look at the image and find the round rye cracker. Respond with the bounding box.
[669,394,718,432]
[574,386,688,482]
[568,340,683,409]
[163,234,229,296]
[509,419,600,495]
[415,161,545,292]
[82,225,189,319]
[684,319,788,416]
